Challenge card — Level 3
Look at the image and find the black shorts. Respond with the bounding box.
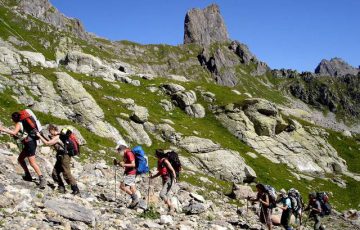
[22,140,37,157]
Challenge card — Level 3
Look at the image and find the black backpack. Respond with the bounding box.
[165,151,182,179]
[316,192,331,216]
[59,128,80,156]
[288,188,303,212]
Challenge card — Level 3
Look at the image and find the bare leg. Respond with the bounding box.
[120,182,133,195]
[18,151,30,174]
[28,156,42,176]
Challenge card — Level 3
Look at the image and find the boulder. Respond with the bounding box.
[117,118,152,146]
[19,51,57,68]
[44,198,95,224]
[184,4,229,46]
[231,184,256,200]
[185,104,206,118]
[172,90,197,109]
[190,149,256,183]
[0,46,29,75]
[183,202,207,215]
[130,105,149,123]
[178,136,221,153]
[160,99,174,111]
[161,83,185,95]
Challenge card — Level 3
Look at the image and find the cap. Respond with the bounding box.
[115,140,128,150]
[279,188,287,196]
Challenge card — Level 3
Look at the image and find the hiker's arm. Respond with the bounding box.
[260,194,270,207]
[37,133,58,146]
[164,159,176,179]
[0,123,21,136]
[120,160,135,168]
[150,171,161,179]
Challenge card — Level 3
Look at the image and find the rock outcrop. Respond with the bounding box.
[15,0,88,39]
[55,72,123,141]
[162,83,206,118]
[178,136,256,183]
[184,4,229,46]
[217,98,349,175]
[315,58,359,77]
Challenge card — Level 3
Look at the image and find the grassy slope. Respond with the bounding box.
[0,4,359,211]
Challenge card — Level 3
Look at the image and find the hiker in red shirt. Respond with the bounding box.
[150,149,177,214]
[114,140,139,208]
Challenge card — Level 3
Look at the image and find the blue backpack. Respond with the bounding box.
[132,146,149,175]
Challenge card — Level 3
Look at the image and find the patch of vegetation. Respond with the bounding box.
[137,205,160,219]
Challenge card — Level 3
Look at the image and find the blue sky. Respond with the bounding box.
[50,0,360,72]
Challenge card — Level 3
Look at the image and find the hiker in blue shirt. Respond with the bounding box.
[277,189,293,230]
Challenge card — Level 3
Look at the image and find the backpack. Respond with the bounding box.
[19,109,42,140]
[316,192,331,216]
[132,145,149,175]
[60,128,80,156]
[165,151,182,179]
[288,188,303,213]
[263,184,277,208]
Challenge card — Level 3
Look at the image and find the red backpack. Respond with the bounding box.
[19,110,39,139]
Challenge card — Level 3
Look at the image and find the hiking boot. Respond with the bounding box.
[58,186,66,194]
[128,194,139,208]
[22,173,33,182]
[38,176,46,189]
[71,184,80,195]
[168,207,176,216]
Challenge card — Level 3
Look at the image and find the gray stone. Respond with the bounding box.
[172,90,197,109]
[117,118,152,146]
[178,136,220,153]
[161,83,185,95]
[183,202,207,215]
[130,105,149,123]
[44,198,95,224]
[185,104,206,118]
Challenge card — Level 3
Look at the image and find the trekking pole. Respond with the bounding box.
[114,164,117,201]
[147,175,151,208]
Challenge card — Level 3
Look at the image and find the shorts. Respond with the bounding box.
[123,174,136,186]
[22,140,37,157]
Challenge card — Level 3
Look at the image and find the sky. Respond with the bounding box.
[50,0,360,72]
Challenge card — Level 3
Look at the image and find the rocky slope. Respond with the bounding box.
[0,1,360,229]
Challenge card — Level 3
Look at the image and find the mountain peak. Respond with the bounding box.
[315,57,359,77]
[184,4,229,46]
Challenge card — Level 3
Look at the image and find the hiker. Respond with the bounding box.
[288,188,304,225]
[248,183,272,230]
[113,140,139,208]
[0,111,46,189]
[36,125,80,195]
[304,192,325,230]
[277,189,293,230]
[150,149,177,215]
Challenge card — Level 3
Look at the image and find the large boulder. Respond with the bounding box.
[315,57,359,77]
[129,105,149,123]
[192,149,256,183]
[178,136,221,153]
[117,118,152,146]
[185,104,206,118]
[161,83,185,95]
[184,4,229,46]
[55,72,123,141]
[172,90,197,109]
[44,198,95,224]
[242,98,287,136]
